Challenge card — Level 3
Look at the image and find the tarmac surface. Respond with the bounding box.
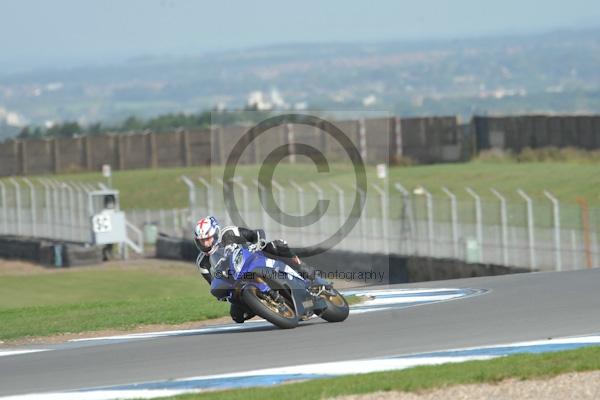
[1,268,600,397]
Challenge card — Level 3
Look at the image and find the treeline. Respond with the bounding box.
[17,108,273,139]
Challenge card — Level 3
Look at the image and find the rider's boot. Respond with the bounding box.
[230,302,255,323]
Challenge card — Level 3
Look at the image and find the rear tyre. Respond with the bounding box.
[319,288,349,322]
[242,286,298,329]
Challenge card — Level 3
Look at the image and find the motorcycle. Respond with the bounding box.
[209,242,349,329]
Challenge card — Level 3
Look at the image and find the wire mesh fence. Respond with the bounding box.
[168,176,600,272]
[1,175,598,272]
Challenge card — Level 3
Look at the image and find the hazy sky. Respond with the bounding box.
[1,0,599,74]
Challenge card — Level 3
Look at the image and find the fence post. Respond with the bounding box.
[395,182,415,255]
[465,187,483,259]
[9,178,22,236]
[71,182,86,239]
[22,178,37,237]
[181,175,197,227]
[372,184,389,254]
[491,188,509,266]
[38,179,53,238]
[571,230,578,269]
[232,177,250,226]
[289,180,305,248]
[181,175,196,212]
[62,182,76,241]
[49,179,64,240]
[576,197,593,269]
[330,183,345,237]
[544,190,562,272]
[271,179,285,239]
[309,181,326,245]
[0,181,7,234]
[254,179,269,236]
[197,177,213,216]
[517,189,536,271]
[414,186,434,257]
[358,188,367,252]
[442,187,459,259]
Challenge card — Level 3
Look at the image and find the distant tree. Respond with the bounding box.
[46,121,82,138]
[17,127,30,139]
[122,116,143,131]
[88,122,103,135]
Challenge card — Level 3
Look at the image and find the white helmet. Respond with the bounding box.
[193,216,221,254]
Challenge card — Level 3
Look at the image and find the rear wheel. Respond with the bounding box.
[242,286,298,329]
[319,288,349,322]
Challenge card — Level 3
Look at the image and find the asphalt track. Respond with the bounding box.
[2,268,600,397]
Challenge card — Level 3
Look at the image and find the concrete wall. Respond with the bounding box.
[0,235,103,267]
[155,236,528,285]
[0,116,467,177]
[474,115,600,152]
[10,112,600,176]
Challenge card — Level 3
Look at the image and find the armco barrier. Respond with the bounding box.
[0,235,103,267]
[155,236,527,284]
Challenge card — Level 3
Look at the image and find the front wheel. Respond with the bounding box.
[319,288,349,322]
[242,286,298,329]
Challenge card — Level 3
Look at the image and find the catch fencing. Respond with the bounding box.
[1,176,598,272]
[164,176,600,272]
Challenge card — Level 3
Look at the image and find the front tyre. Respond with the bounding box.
[242,286,298,329]
[319,288,349,322]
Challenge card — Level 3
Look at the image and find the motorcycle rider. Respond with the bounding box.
[193,215,315,323]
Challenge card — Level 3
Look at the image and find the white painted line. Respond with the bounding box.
[5,334,600,400]
[0,349,49,357]
[0,389,190,400]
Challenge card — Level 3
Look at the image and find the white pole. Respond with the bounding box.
[465,187,483,259]
[62,182,76,241]
[271,179,285,238]
[571,229,578,270]
[491,188,509,266]
[181,176,196,222]
[22,178,37,237]
[289,180,305,217]
[358,188,367,252]
[372,184,389,254]
[414,187,434,257]
[544,190,562,272]
[38,179,53,238]
[9,178,22,236]
[330,183,345,235]
[48,179,62,239]
[517,188,536,271]
[289,180,305,248]
[254,179,269,236]
[395,182,415,254]
[51,179,67,239]
[71,182,86,239]
[309,181,326,244]
[0,181,7,235]
[197,177,213,215]
[442,187,459,259]
[232,177,250,226]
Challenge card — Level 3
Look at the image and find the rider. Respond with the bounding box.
[193,216,315,322]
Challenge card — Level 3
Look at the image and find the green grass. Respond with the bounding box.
[2,160,598,232]
[163,346,600,400]
[0,262,229,340]
[7,161,597,210]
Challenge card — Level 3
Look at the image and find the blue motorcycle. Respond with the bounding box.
[209,243,349,329]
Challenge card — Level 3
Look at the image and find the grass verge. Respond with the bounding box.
[0,260,360,341]
[4,161,598,210]
[163,345,600,400]
[0,261,229,341]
